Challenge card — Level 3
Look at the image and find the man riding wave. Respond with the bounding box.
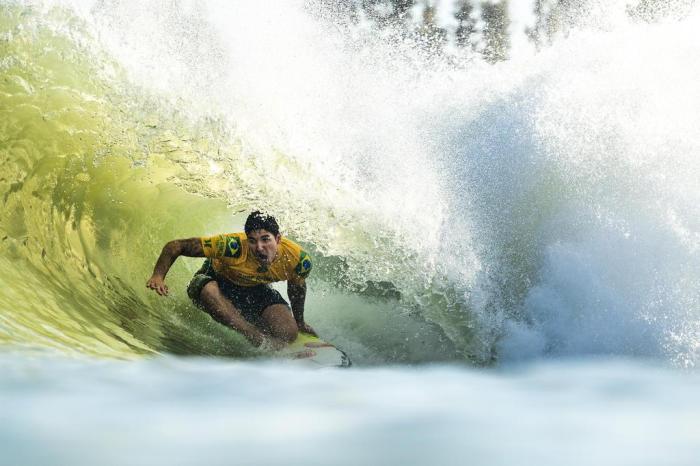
[146,211,315,349]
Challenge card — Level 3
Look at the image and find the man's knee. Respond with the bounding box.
[199,281,239,325]
[275,315,298,343]
[264,305,298,343]
[278,323,298,343]
[199,280,222,306]
[200,280,220,298]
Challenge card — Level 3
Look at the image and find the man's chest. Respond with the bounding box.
[218,257,291,283]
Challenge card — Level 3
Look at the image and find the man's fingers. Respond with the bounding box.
[146,279,168,296]
[299,323,317,336]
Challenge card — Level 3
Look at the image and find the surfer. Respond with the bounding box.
[146,211,315,349]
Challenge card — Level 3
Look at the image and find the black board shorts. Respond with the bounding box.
[187,259,289,326]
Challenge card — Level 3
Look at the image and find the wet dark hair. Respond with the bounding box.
[244,211,280,236]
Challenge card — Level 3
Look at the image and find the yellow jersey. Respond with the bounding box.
[199,233,312,287]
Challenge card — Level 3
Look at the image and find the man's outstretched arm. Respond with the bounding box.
[146,238,204,296]
[288,280,316,336]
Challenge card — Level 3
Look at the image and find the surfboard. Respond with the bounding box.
[276,332,351,368]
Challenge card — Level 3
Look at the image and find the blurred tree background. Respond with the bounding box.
[315,0,696,63]
[528,0,695,48]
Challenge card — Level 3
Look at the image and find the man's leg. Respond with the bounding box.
[199,281,265,347]
[261,304,298,343]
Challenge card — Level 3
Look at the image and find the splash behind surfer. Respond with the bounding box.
[146,211,315,349]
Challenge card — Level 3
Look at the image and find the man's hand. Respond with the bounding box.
[147,238,204,297]
[146,275,169,296]
[297,321,317,337]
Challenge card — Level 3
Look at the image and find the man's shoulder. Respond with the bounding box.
[201,231,247,240]
[280,236,302,252]
[280,237,312,279]
[202,232,247,259]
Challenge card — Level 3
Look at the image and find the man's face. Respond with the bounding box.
[247,229,281,265]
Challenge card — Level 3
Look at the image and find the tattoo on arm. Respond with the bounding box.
[178,238,204,257]
[288,281,307,323]
[151,237,204,279]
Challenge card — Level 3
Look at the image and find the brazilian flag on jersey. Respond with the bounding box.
[199,233,312,286]
[295,250,312,279]
[224,235,242,258]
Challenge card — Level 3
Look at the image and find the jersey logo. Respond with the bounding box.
[294,250,312,278]
[224,236,242,258]
[203,238,212,249]
[215,237,226,256]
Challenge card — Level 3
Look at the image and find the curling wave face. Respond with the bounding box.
[0,2,459,363]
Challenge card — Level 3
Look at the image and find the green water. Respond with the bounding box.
[0,4,274,358]
[0,4,467,363]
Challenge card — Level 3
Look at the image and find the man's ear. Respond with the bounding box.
[275,233,282,244]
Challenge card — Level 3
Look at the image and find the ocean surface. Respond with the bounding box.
[1,1,699,464]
